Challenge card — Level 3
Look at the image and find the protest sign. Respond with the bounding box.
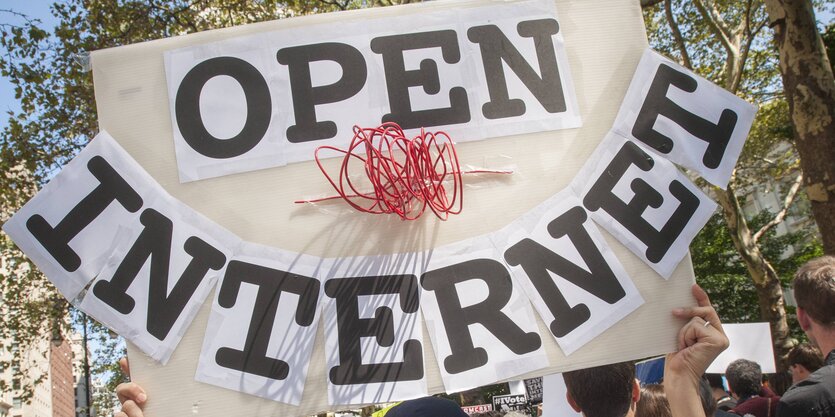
[525,377,544,403]
[462,404,494,415]
[492,394,530,413]
[706,323,776,374]
[1,0,759,416]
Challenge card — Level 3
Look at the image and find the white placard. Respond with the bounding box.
[2,131,161,301]
[164,0,581,182]
[420,235,548,393]
[496,190,644,355]
[542,373,582,417]
[321,254,428,405]
[706,322,776,374]
[611,49,756,189]
[79,192,239,364]
[83,1,710,415]
[195,243,324,405]
[573,132,717,278]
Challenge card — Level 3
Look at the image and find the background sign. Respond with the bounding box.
[492,394,529,413]
[706,323,776,374]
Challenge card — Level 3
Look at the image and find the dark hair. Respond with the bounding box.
[699,377,717,415]
[725,359,762,398]
[787,343,824,372]
[386,396,468,417]
[635,384,671,417]
[472,412,503,417]
[470,410,504,417]
[766,371,793,396]
[563,361,635,417]
[793,256,835,326]
[705,374,726,391]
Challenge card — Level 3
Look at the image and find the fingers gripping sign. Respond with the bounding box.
[115,357,147,417]
[664,284,730,417]
[668,285,728,377]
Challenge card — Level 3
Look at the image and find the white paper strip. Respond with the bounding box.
[572,132,717,279]
[611,49,756,189]
[2,131,162,301]
[420,235,548,393]
[164,0,581,182]
[495,190,644,355]
[195,243,324,405]
[78,192,240,364]
[321,254,428,405]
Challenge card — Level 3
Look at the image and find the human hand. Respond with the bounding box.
[115,357,147,417]
[664,284,729,417]
[666,284,729,382]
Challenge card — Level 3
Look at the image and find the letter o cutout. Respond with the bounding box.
[175,57,271,159]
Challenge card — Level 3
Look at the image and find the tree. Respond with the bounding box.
[763,0,835,255]
[690,210,822,344]
[643,0,819,370]
[0,0,408,405]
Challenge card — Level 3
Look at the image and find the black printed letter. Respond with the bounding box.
[214,261,320,380]
[325,274,423,385]
[91,209,226,340]
[277,43,367,142]
[420,259,541,374]
[371,30,470,129]
[583,141,700,263]
[26,156,143,272]
[175,57,271,159]
[468,19,566,119]
[504,207,626,338]
[632,64,738,168]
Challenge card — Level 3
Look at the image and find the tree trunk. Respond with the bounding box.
[764,0,835,255]
[715,185,793,371]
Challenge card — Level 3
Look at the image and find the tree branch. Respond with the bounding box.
[665,0,693,69]
[693,0,734,53]
[753,172,804,243]
[641,0,665,8]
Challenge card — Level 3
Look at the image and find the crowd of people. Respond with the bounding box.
[113,256,835,417]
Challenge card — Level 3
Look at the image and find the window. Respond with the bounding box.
[12,398,21,409]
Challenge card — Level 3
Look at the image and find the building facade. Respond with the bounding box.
[0,336,79,417]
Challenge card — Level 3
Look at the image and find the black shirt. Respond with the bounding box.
[777,349,835,417]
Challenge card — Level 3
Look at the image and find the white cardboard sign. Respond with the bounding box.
[0,0,761,416]
[706,322,776,374]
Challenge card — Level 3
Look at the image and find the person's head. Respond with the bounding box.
[563,361,639,417]
[787,343,824,384]
[471,412,503,417]
[635,384,671,417]
[725,359,762,399]
[793,256,835,349]
[698,377,717,416]
[704,373,728,399]
[385,396,468,417]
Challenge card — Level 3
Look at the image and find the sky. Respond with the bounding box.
[0,1,60,129]
[0,1,833,131]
